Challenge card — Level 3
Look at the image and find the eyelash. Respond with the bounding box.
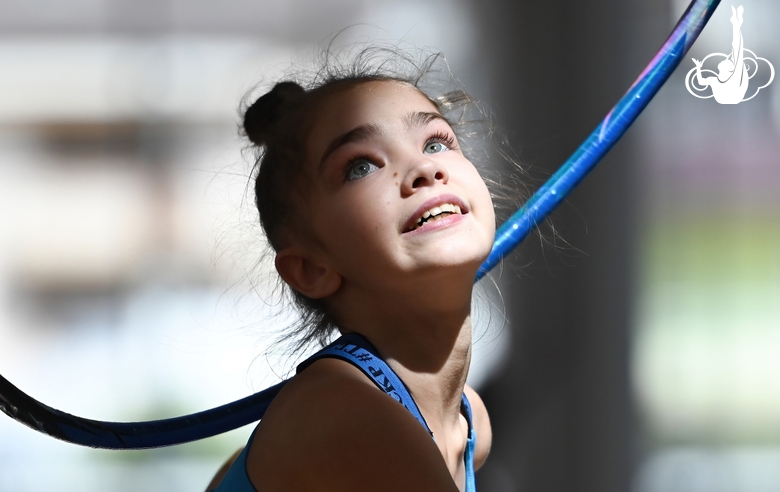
[342,130,458,181]
[428,130,457,150]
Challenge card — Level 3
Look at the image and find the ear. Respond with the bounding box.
[274,246,342,299]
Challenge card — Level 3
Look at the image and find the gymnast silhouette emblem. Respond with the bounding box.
[685,5,774,104]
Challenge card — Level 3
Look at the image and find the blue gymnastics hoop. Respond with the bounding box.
[0,0,720,450]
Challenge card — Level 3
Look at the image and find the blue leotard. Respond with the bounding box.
[213,333,477,492]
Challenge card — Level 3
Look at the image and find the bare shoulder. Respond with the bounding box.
[464,384,492,470]
[247,358,459,492]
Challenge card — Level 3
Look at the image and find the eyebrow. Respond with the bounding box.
[318,111,450,171]
[404,111,448,129]
[319,123,384,171]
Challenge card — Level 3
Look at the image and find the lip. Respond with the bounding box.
[402,193,470,234]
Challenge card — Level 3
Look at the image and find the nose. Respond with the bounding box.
[400,156,449,196]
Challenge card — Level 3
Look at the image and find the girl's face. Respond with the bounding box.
[299,80,495,294]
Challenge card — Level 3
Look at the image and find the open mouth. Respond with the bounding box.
[404,203,463,232]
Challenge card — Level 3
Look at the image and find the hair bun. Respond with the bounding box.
[244,81,305,146]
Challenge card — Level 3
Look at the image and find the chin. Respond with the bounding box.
[418,236,493,275]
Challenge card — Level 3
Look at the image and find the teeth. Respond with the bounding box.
[413,202,464,230]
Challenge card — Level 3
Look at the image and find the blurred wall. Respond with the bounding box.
[472,1,780,491]
[472,0,661,490]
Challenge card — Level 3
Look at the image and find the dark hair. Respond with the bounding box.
[241,46,525,351]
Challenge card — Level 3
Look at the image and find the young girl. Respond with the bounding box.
[206,51,495,492]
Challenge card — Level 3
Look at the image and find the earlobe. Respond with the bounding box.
[275,247,342,299]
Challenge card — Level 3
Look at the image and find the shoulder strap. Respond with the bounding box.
[297,333,433,437]
[460,393,477,492]
[460,393,474,430]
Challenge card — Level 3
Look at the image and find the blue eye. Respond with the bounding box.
[424,141,448,154]
[346,159,379,181]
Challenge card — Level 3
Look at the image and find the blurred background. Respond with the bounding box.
[0,0,778,491]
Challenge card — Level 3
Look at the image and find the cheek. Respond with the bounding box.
[457,162,495,227]
[477,179,496,229]
[311,187,395,254]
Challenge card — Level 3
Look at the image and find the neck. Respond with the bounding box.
[331,270,474,426]
[379,316,473,427]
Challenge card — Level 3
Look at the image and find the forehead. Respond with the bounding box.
[306,81,441,152]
